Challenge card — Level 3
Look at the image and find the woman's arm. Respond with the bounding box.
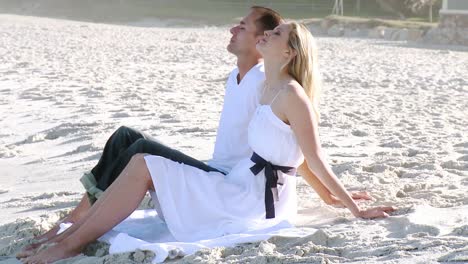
[297,161,335,204]
[282,84,394,218]
[298,161,373,207]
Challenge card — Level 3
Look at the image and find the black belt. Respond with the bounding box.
[249,152,297,219]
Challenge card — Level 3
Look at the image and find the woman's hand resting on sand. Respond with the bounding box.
[326,191,396,219]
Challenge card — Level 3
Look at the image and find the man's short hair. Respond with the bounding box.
[251,6,284,35]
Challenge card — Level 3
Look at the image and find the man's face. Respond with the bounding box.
[227,10,262,56]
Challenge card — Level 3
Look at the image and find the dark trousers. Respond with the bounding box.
[87,126,222,201]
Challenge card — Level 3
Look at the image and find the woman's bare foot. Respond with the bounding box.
[17,221,72,259]
[19,193,91,259]
[22,242,81,264]
[16,247,37,259]
[18,194,91,260]
[17,239,63,260]
[16,239,47,259]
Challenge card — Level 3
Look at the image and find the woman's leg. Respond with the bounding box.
[36,194,91,241]
[32,153,151,248]
[26,128,218,247]
[23,154,154,264]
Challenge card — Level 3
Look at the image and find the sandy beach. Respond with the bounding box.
[1,14,468,263]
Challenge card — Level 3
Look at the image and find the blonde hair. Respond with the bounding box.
[286,22,321,120]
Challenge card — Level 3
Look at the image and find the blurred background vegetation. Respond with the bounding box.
[0,0,442,25]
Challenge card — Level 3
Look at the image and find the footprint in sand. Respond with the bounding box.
[160,114,181,124]
[16,122,100,145]
[111,112,131,118]
[451,225,468,237]
[51,143,100,159]
[386,215,440,238]
[454,142,468,148]
[379,139,404,148]
[402,183,429,193]
[0,145,19,158]
[440,160,468,171]
[331,162,356,175]
[362,163,389,173]
[176,127,208,133]
[351,130,368,137]
[454,142,468,155]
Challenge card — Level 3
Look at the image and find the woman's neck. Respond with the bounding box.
[264,59,289,90]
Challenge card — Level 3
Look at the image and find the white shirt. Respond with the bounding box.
[208,62,265,173]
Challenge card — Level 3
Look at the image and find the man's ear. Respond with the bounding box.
[255,35,264,44]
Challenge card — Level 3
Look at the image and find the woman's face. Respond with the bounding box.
[256,23,292,61]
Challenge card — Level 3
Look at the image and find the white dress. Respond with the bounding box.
[144,105,304,242]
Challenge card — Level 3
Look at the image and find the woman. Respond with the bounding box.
[22,22,395,264]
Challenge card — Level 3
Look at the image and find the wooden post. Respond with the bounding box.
[356,0,361,14]
[332,0,344,16]
[429,3,433,22]
[332,0,338,15]
[341,0,344,16]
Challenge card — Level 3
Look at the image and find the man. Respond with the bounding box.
[27,5,369,248]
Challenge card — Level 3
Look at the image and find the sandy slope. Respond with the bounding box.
[0,14,467,263]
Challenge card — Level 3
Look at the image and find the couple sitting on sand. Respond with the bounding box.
[17,6,395,264]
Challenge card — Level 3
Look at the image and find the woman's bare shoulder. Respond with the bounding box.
[282,80,310,108]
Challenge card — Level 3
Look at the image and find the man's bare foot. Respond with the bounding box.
[22,242,81,264]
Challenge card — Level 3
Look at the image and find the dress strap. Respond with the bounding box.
[269,89,283,106]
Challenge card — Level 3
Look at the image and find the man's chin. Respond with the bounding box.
[226,45,235,54]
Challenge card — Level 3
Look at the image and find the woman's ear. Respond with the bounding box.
[287,49,297,61]
[290,49,297,58]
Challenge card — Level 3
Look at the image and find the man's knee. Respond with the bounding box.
[129,138,148,153]
[130,138,167,154]
[133,138,149,146]
[115,125,138,136]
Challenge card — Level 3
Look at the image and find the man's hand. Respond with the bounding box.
[327,191,373,208]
